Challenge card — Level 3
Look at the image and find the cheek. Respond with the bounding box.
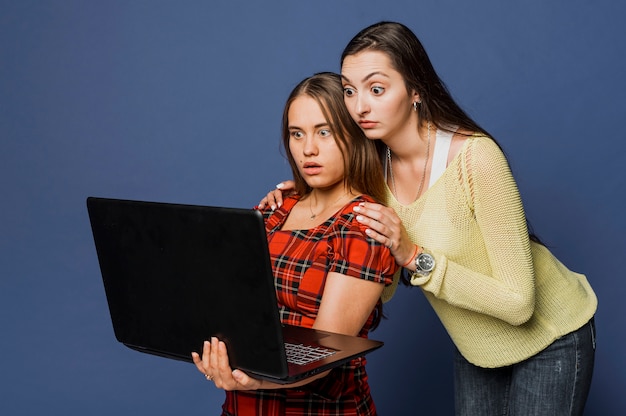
[379,96,401,115]
[332,154,347,176]
[390,94,412,116]
[343,98,359,119]
[289,140,299,156]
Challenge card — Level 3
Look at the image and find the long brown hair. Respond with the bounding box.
[281,72,388,329]
[341,22,543,247]
[341,21,490,139]
[281,72,386,203]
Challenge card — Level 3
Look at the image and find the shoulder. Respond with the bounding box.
[332,194,376,235]
[466,133,502,150]
[337,194,376,219]
[445,127,500,165]
[460,133,508,165]
[262,195,300,229]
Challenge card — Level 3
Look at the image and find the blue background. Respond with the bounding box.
[1,1,624,414]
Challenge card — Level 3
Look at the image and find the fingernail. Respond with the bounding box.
[277,202,282,208]
[356,215,364,221]
[353,206,361,212]
[276,183,284,189]
[271,205,276,211]
[365,228,372,235]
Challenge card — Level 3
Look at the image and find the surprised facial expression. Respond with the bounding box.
[288,95,346,191]
[342,50,418,142]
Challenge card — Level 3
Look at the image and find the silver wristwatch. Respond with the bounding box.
[412,251,435,277]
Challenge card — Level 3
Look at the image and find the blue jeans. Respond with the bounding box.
[454,318,596,416]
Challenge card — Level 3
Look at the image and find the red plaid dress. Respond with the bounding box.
[221,195,397,416]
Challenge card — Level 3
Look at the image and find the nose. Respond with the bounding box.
[354,93,370,116]
[302,136,318,156]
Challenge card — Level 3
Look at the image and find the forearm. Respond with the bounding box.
[412,250,534,325]
[410,136,536,325]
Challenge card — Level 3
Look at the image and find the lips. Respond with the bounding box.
[359,120,377,129]
[302,162,322,175]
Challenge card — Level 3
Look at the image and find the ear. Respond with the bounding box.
[412,90,421,104]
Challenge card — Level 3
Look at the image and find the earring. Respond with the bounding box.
[413,101,419,111]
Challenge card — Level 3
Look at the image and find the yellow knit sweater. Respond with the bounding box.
[385,134,597,368]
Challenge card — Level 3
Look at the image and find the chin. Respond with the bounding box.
[361,129,383,141]
[364,133,382,141]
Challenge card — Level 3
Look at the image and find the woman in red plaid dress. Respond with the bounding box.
[192,72,398,415]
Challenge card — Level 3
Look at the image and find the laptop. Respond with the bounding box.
[86,196,383,384]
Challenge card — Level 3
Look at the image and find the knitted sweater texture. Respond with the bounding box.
[386,134,597,368]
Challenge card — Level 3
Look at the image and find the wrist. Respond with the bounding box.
[411,248,435,278]
[401,244,420,268]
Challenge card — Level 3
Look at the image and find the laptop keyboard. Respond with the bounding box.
[284,342,336,365]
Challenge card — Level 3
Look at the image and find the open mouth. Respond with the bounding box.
[302,162,322,175]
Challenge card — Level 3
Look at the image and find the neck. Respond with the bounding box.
[385,122,431,160]
[306,186,355,219]
[386,121,433,203]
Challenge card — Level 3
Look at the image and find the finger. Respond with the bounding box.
[273,190,283,209]
[260,190,280,210]
[216,340,238,389]
[200,340,214,375]
[353,204,388,225]
[356,204,403,233]
[355,211,390,240]
[273,184,286,208]
[266,191,279,210]
[278,180,296,191]
[208,337,220,376]
[231,368,262,389]
[363,226,388,246]
[258,182,286,210]
[276,180,297,206]
[355,201,385,213]
[191,351,205,374]
[258,196,269,209]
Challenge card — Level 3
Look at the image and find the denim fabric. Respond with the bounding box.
[454,318,595,416]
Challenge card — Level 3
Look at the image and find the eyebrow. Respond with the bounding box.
[288,122,331,130]
[341,71,389,84]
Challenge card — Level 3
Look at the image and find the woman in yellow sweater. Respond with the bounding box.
[260,21,597,416]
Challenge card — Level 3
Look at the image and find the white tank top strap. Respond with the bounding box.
[429,127,454,187]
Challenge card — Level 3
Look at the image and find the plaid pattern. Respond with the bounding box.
[222,195,397,416]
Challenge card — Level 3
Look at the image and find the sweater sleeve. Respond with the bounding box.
[414,137,535,326]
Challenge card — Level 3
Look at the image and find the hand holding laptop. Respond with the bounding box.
[192,338,263,390]
[192,336,331,391]
[88,73,398,413]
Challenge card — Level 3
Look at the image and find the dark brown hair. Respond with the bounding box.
[341,21,491,143]
[341,21,543,251]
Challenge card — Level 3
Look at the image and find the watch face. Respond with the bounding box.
[417,253,434,272]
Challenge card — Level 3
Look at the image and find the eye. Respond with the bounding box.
[371,86,385,95]
[343,87,355,97]
[290,130,304,139]
[319,129,332,137]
